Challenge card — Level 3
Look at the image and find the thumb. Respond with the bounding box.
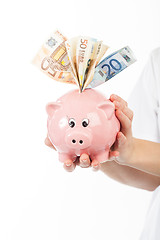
[109,150,119,161]
[117,132,127,149]
[45,136,56,150]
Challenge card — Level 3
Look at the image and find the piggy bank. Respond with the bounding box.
[46,89,120,163]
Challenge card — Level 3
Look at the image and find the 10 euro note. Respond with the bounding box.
[87,46,136,89]
[32,30,75,85]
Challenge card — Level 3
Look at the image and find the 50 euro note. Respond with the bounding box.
[66,36,109,92]
[76,37,99,88]
[32,30,75,84]
[87,46,136,89]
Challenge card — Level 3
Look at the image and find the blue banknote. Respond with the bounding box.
[87,46,136,88]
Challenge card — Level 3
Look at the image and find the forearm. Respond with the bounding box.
[125,138,160,176]
[100,160,160,191]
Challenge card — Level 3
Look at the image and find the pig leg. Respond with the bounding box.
[58,152,77,163]
[91,149,109,164]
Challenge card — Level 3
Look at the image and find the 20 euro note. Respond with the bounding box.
[87,46,136,89]
[32,30,75,85]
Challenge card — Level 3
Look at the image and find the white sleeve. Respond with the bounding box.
[128,52,160,142]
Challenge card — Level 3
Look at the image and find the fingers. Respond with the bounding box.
[79,154,100,171]
[45,136,56,150]
[109,132,127,161]
[109,150,119,160]
[122,107,133,121]
[110,94,128,107]
[63,154,91,172]
[114,101,133,121]
[110,94,133,121]
[117,131,127,148]
[63,159,76,172]
[116,110,132,136]
[62,154,101,172]
[91,159,100,171]
[111,132,127,154]
[79,153,91,168]
[110,95,132,135]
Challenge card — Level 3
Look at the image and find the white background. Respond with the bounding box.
[0,0,160,239]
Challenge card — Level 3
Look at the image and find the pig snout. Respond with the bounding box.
[65,130,92,149]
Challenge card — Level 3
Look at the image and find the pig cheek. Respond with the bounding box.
[90,121,114,148]
[48,116,68,147]
[102,121,119,147]
[90,124,108,148]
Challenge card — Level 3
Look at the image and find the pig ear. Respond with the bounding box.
[97,101,115,120]
[46,102,61,118]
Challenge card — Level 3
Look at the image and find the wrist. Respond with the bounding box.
[116,136,136,166]
[124,137,137,166]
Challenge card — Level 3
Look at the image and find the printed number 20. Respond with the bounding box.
[101,59,122,78]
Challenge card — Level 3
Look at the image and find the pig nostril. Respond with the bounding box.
[72,139,76,143]
[79,140,83,144]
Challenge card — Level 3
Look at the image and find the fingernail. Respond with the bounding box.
[92,166,99,171]
[82,159,88,163]
[93,163,99,168]
[115,101,120,107]
[113,94,117,99]
[66,163,72,167]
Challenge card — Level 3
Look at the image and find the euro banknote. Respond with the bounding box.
[32,30,75,84]
[87,46,136,89]
[33,30,136,92]
[75,37,109,89]
[65,36,108,92]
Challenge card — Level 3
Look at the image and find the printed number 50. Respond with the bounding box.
[80,39,88,49]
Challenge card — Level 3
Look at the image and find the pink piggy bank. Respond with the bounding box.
[46,89,120,164]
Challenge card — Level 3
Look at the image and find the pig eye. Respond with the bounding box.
[82,118,89,127]
[69,118,76,128]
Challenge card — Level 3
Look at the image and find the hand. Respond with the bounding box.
[45,137,99,172]
[45,94,134,171]
[64,93,135,169]
[109,94,134,164]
